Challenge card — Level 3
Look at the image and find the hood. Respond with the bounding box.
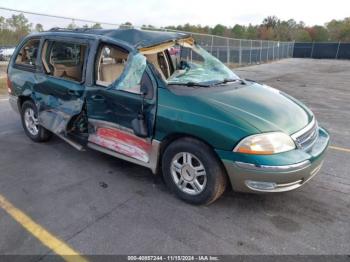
[199,83,313,135]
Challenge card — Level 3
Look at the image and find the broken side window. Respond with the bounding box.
[15,39,40,67]
[96,45,129,86]
[114,53,147,94]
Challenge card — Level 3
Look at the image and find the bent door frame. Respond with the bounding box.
[85,40,161,173]
[34,36,92,136]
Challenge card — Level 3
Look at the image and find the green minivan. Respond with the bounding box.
[7,28,329,204]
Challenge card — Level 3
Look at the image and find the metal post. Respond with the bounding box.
[260,40,262,63]
[239,39,242,65]
[249,40,252,64]
[210,35,214,54]
[281,42,284,59]
[227,38,230,64]
[267,41,269,62]
[335,41,341,59]
[278,41,284,59]
[310,41,315,58]
[272,41,275,60]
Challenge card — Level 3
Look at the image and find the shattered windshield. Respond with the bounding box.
[167,44,239,86]
[112,42,240,94]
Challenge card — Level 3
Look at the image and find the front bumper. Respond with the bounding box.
[219,127,330,193]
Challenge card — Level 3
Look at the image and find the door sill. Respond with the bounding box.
[87,140,160,174]
[57,134,85,151]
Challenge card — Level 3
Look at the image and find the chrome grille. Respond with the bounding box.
[292,119,319,150]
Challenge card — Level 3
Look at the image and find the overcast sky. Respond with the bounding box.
[0,0,349,29]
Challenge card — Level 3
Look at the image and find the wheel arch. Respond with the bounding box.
[17,95,34,113]
[158,133,230,186]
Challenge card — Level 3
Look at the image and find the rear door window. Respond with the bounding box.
[96,45,129,86]
[42,40,87,82]
[15,39,40,68]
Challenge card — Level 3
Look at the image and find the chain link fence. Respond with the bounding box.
[293,42,350,59]
[182,32,294,66]
[0,7,294,67]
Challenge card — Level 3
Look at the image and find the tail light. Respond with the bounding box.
[7,76,12,94]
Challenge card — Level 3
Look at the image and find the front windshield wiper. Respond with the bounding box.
[214,78,242,85]
[168,81,211,88]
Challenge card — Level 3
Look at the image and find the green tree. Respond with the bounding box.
[295,29,312,42]
[274,22,287,40]
[6,13,32,33]
[5,13,32,43]
[91,23,102,29]
[326,18,350,41]
[0,16,6,30]
[262,16,279,29]
[212,24,226,36]
[120,22,133,29]
[245,24,258,39]
[67,21,77,29]
[308,26,329,41]
[231,24,245,38]
[34,23,44,32]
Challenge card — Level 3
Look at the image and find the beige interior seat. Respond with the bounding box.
[145,53,166,80]
[99,48,128,83]
[53,64,82,82]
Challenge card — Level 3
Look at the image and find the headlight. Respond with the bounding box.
[234,132,295,155]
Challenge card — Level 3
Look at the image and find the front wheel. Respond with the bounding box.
[162,137,227,205]
[21,100,52,142]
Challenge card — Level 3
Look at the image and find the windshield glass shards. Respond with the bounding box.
[167,44,239,87]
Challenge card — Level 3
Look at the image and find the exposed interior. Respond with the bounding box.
[139,38,195,80]
[96,45,129,86]
[144,52,174,79]
[141,38,238,86]
[93,38,194,88]
[15,39,40,67]
[42,40,87,82]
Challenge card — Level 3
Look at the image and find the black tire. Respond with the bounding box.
[21,100,52,142]
[162,137,227,205]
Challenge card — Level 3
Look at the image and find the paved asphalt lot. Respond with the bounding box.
[0,58,349,257]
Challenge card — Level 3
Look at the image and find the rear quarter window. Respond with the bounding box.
[14,39,40,68]
[42,40,87,83]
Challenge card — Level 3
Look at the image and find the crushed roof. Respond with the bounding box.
[48,28,190,48]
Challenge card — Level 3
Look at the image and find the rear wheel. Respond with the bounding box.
[162,137,227,205]
[21,100,52,142]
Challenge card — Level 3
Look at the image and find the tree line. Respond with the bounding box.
[1,13,349,46]
[164,16,350,42]
[0,14,102,46]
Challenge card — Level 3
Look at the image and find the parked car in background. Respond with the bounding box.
[0,47,15,61]
[7,28,329,205]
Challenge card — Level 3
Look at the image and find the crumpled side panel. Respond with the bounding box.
[89,126,152,163]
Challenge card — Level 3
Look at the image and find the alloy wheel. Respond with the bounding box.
[24,108,39,136]
[170,152,207,195]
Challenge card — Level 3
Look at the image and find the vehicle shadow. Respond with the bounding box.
[46,136,309,213]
